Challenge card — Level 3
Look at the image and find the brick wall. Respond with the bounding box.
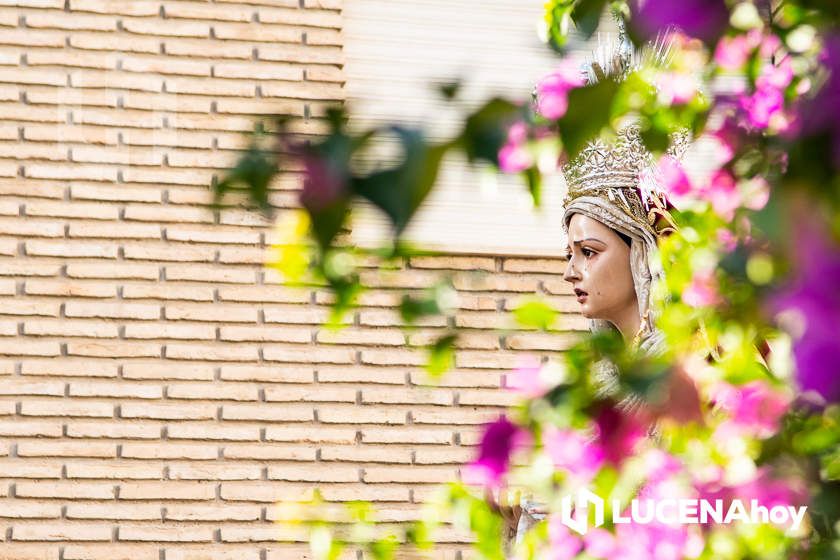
[0,1,585,559]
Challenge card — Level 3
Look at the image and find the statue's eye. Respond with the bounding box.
[582,248,595,258]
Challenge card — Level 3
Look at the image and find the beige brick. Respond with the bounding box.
[122,55,211,76]
[122,362,215,381]
[26,11,116,31]
[505,332,580,351]
[164,76,255,97]
[71,146,164,166]
[20,399,114,418]
[454,351,523,369]
[165,1,254,21]
[0,500,63,518]
[221,403,312,422]
[0,461,62,478]
[258,44,343,65]
[64,545,160,560]
[165,504,260,522]
[12,523,113,541]
[219,286,310,304]
[164,38,253,59]
[215,61,302,81]
[168,463,261,481]
[69,222,161,239]
[320,485,409,503]
[69,381,162,399]
[165,265,256,284]
[66,421,161,439]
[25,163,119,183]
[165,226,260,245]
[359,349,426,367]
[222,525,307,543]
[165,304,257,323]
[72,105,165,127]
[25,240,118,259]
[120,442,218,460]
[0,339,61,357]
[220,482,313,503]
[317,406,405,425]
[0,102,64,124]
[165,343,259,362]
[69,0,161,16]
[502,258,565,273]
[0,217,63,237]
[16,481,115,500]
[17,440,116,458]
[21,360,118,378]
[119,482,215,501]
[363,466,457,484]
[67,340,162,358]
[263,344,355,364]
[0,299,61,317]
[219,365,313,383]
[317,365,406,385]
[64,301,160,320]
[123,243,216,263]
[411,408,498,425]
[125,204,214,224]
[265,426,356,444]
[263,305,337,325]
[120,402,217,420]
[219,325,310,343]
[27,50,118,70]
[66,462,163,479]
[213,22,301,43]
[0,367,63,389]
[268,464,357,482]
[0,179,63,199]
[167,382,258,401]
[0,27,66,47]
[122,284,215,302]
[66,503,162,521]
[124,322,216,340]
[222,444,314,462]
[315,328,404,346]
[24,280,116,299]
[413,447,474,465]
[24,123,119,145]
[70,31,161,53]
[122,128,213,149]
[167,422,260,441]
[67,262,160,280]
[264,385,356,403]
[358,309,445,328]
[122,18,210,38]
[0,260,61,277]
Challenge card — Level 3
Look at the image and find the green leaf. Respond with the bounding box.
[571,0,608,38]
[512,299,557,330]
[460,98,520,166]
[427,334,457,377]
[544,0,576,52]
[558,79,619,159]
[214,144,279,214]
[524,165,543,207]
[353,127,448,234]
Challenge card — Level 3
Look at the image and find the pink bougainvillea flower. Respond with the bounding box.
[656,72,698,105]
[535,59,586,120]
[714,35,752,70]
[741,176,770,210]
[507,356,566,398]
[462,415,529,488]
[768,222,840,402]
[593,404,648,466]
[712,381,790,438]
[756,57,794,91]
[702,168,741,219]
[740,85,785,129]
[656,155,693,198]
[630,0,728,44]
[543,427,605,481]
[547,514,584,560]
[498,121,533,173]
[583,528,616,558]
[299,154,348,212]
[682,270,721,308]
[735,467,809,513]
[716,228,738,253]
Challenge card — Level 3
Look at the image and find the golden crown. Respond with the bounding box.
[562,125,689,237]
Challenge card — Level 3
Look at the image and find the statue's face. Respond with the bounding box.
[563,213,637,322]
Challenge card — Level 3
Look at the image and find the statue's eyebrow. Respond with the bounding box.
[571,237,606,246]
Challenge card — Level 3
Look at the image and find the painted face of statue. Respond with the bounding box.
[563,213,639,337]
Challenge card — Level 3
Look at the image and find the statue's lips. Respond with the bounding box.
[574,288,588,303]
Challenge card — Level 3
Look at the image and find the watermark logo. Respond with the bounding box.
[558,488,807,535]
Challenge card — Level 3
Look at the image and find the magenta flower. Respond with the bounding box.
[535,59,586,120]
[656,72,698,105]
[462,415,529,488]
[739,86,785,129]
[682,270,721,308]
[716,228,737,253]
[299,154,348,212]
[594,404,648,466]
[798,34,840,166]
[756,57,794,91]
[630,0,729,44]
[498,122,533,173]
[583,528,616,558]
[547,515,584,560]
[702,168,740,219]
[769,223,840,403]
[714,35,753,70]
[741,176,770,210]
[656,155,693,198]
[507,357,566,398]
[543,427,605,481]
[712,381,790,438]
